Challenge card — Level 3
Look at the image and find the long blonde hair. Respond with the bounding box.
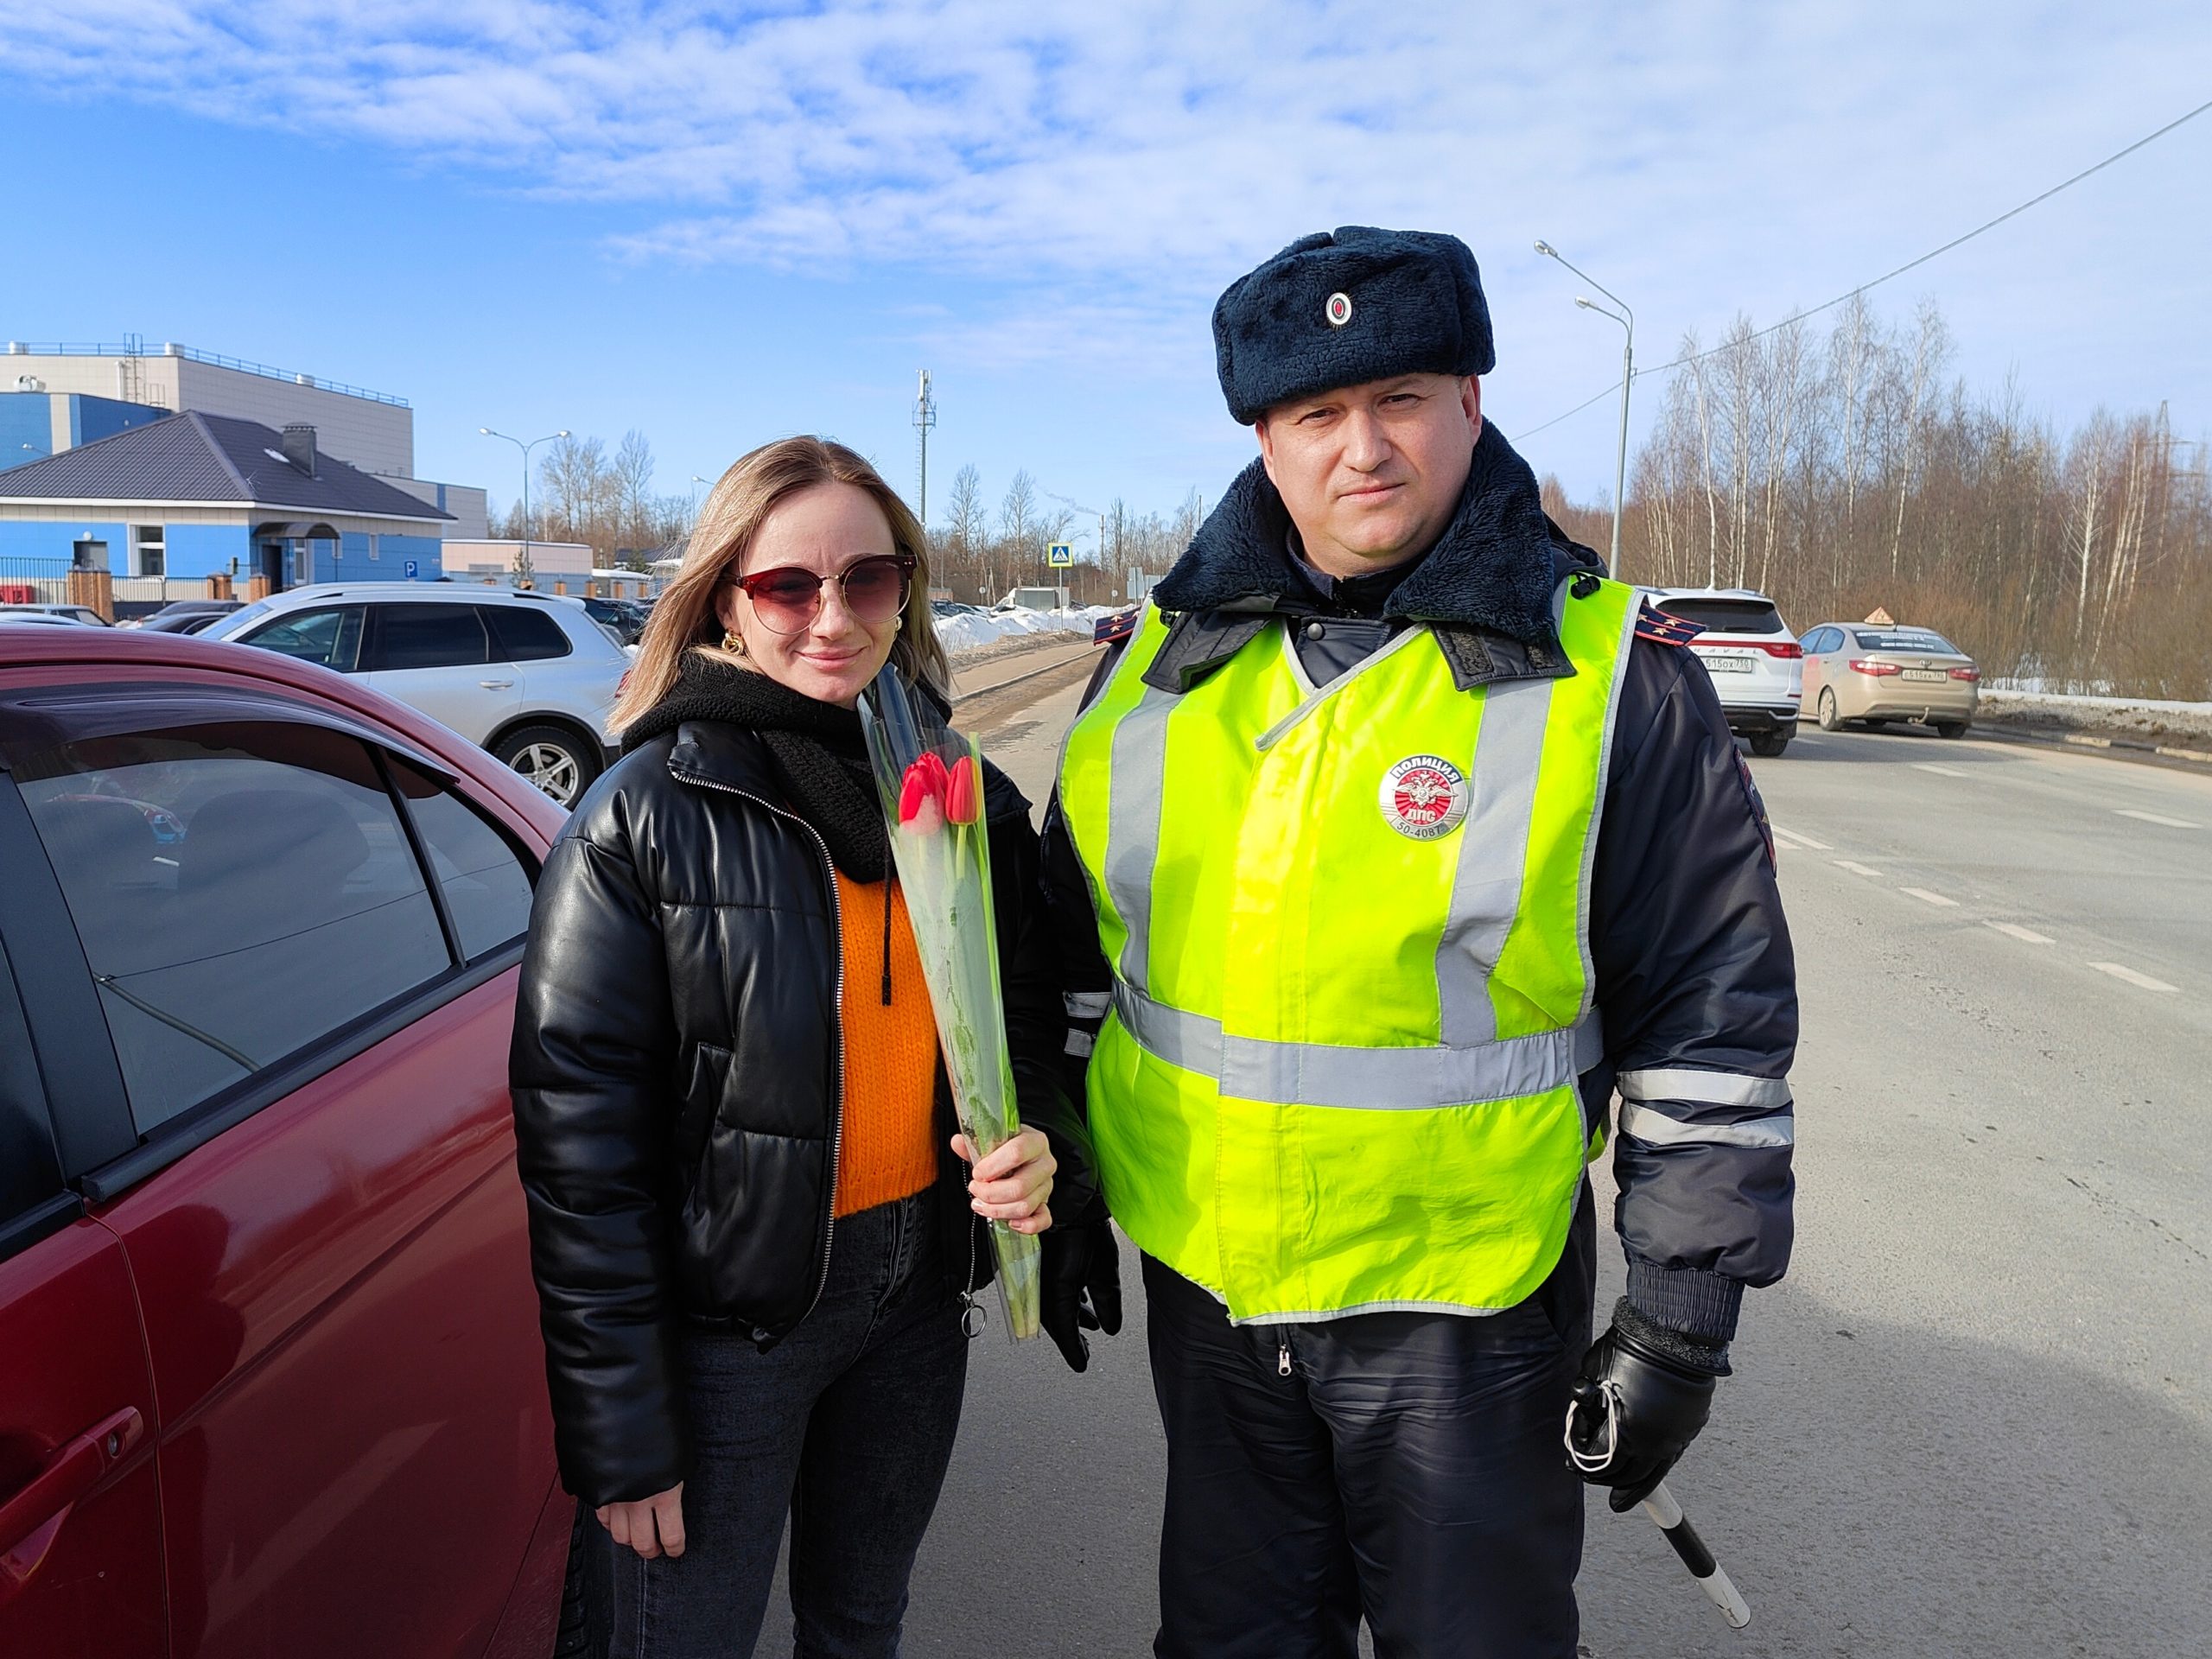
[611,435,953,734]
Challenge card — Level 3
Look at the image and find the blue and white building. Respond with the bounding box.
[0,411,454,590]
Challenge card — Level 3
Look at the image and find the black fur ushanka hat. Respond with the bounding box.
[1211,226,1495,425]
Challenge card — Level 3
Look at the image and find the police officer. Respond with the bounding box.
[1035,227,1796,1658]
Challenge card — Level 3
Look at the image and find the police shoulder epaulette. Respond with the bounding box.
[1093,606,1141,645]
[1634,601,1705,647]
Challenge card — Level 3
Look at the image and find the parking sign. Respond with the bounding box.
[404,560,420,579]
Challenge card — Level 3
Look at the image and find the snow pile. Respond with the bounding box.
[1977,689,2212,747]
[935,607,1117,656]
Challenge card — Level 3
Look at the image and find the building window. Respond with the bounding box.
[133,524,166,579]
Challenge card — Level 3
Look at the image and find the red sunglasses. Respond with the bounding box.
[733,553,918,635]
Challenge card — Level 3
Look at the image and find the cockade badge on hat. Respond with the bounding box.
[1325,291,1353,327]
[1379,754,1468,839]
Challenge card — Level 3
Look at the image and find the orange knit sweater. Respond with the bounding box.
[830,871,942,1217]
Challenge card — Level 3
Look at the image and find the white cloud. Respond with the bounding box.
[6,1,2210,475]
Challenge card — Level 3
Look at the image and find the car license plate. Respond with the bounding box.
[1900,669,1946,683]
[1697,652,1754,673]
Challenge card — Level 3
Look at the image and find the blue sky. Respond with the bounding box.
[3,3,2208,552]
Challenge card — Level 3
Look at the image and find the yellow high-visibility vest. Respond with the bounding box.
[1058,576,1639,1323]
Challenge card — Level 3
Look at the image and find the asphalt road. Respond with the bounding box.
[762,664,2211,1658]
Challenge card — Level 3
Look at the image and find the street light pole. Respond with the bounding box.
[480,426,569,588]
[1535,241,1636,582]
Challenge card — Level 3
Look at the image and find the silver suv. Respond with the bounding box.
[1643,588,1804,757]
[201,584,626,806]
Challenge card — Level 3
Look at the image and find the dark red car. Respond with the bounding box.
[0,626,573,1656]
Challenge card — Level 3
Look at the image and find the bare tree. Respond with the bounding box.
[613,429,656,548]
[1612,295,2209,696]
[1000,469,1039,586]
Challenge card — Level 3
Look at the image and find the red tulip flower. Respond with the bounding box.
[898,752,952,835]
[944,754,981,825]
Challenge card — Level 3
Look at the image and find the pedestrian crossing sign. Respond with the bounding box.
[1047,543,1074,567]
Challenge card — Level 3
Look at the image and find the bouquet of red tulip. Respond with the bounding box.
[859,664,1042,1341]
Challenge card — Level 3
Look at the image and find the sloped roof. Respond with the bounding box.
[0,410,452,521]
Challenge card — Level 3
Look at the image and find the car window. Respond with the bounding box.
[369,604,490,671]
[1658,597,1787,634]
[0,936,63,1251]
[219,598,276,633]
[10,723,453,1134]
[481,605,573,664]
[242,606,364,671]
[388,760,537,961]
[1853,629,1959,653]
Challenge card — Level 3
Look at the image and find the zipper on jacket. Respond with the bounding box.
[1278,1337,1293,1378]
[957,1151,986,1339]
[671,766,848,1329]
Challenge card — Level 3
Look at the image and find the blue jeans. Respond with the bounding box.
[581,1190,970,1658]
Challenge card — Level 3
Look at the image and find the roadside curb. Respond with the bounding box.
[950,642,1096,703]
[1974,721,2212,769]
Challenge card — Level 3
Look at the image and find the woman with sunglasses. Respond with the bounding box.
[511,435,1096,1657]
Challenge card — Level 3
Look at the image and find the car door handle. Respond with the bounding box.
[0,1406,145,1603]
[480,678,515,690]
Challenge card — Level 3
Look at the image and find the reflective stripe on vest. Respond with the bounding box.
[1058,578,1640,1323]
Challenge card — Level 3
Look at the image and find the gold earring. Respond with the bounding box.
[721,627,747,656]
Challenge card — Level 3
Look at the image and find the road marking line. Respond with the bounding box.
[1770,826,1831,851]
[1834,860,1885,877]
[1985,921,2054,944]
[2113,809,2201,830]
[1913,763,1970,778]
[1900,887,1959,907]
[2088,961,2179,993]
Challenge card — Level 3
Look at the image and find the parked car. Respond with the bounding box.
[577,595,645,647]
[0,623,571,1658]
[118,599,244,635]
[0,602,108,626]
[0,613,88,628]
[1800,620,1980,737]
[1643,587,1804,756]
[199,584,627,807]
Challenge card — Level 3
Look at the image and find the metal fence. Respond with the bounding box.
[0,561,233,616]
[0,556,72,605]
[3,340,409,408]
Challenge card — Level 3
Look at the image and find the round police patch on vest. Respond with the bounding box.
[1325,291,1353,327]
[1379,755,1468,839]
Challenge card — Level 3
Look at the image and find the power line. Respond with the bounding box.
[1518,378,1624,440]
[1516,93,2212,438]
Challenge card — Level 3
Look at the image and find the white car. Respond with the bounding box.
[1643,588,1804,757]
[0,602,109,626]
[200,584,627,806]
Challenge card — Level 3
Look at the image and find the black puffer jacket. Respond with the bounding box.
[511,715,1091,1507]
[1043,420,1796,1347]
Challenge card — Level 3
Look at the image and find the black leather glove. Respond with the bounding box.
[1567,1299,1727,1511]
[1039,1219,1123,1372]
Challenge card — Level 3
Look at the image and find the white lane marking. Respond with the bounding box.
[1985,921,2054,944]
[2088,961,2179,993]
[1900,887,1959,908]
[2113,809,2201,830]
[1834,860,1885,877]
[1770,825,1831,851]
[1913,763,1970,778]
